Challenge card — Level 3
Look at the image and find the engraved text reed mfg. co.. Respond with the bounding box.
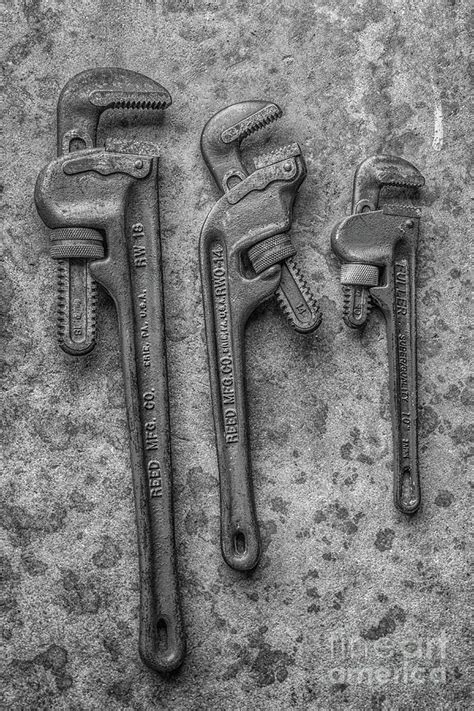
[211,242,238,444]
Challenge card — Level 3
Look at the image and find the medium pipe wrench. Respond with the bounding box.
[200,101,321,571]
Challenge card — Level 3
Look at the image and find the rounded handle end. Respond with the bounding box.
[395,467,421,515]
[139,615,186,674]
[221,523,260,571]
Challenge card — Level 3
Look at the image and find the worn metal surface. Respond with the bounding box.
[2,0,472,709]
[35,139,186,672]
[201,102,321,335]
[53,68,171,356]
[200,102,321,571]
[332,155,424,514]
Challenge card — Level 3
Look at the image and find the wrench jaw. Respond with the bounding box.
[352,154,425,214]
[54,69,171,358]
[340,155,425,330]
[35,147,186,673]
[200,101,283,193]
[57,67,172,154]
[200,140,307,570]
[332,197,423,515]
[202,101,321,335]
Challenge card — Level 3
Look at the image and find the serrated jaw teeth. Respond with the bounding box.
[220,103,282,144]
[253,142,301,170]
[89,90,172,110]
[375,168,425,189]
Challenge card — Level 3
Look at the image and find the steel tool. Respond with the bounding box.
[53,68,171,355]
[35,139,185,672]
[200,101,321,571]
[331,155,425,513]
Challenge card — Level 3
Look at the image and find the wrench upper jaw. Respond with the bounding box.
[201,145,306,278]
[331,207,419,271]
[57,68,172,156]
[352,155,425,213]
[200,101,283,192]
[200,145,307,337]
[35,148,152,237]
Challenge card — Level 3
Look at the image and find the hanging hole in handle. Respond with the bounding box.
[156,617,168,652]
[400,467,418,510]
[233,531,247,556]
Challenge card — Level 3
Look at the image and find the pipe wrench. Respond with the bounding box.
[200,101,322,571]
[331,155,425,513]
[35,140,185,672]
[52,68,171,355]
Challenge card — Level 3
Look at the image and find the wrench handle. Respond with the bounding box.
[205,240,261,570]
[91,162,185,672]
[372,227,421,514]
[200,235,286,571]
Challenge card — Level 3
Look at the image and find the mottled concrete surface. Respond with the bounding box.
[2,0,472,709]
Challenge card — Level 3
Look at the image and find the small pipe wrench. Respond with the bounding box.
[331,155,425,514]
[52,68,171,355]
[35,138,185,671]
[200,101,321,571]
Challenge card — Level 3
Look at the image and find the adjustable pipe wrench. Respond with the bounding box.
[200,102,321,571]
[331,155,425,514]
[35,140,185,672]
[52,68,171,355]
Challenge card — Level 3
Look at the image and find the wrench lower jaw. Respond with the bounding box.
[57,258,97,356]
[342,284,372,330]
[342,312,366,330]
[342,316,365,330]
[276,258,322,334]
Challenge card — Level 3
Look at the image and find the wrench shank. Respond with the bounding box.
[203,239,264,571]
[275,256,322,333]
[371,223,420,514]
[91,161,185,672]
[57,258,97,355]
[56,111,100,356]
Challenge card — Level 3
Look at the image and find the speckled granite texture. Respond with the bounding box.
[2,0,472,708]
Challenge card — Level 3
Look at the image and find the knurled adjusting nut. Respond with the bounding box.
[248,233,296,274]
[340,263,379,286]
[50,227,105,260]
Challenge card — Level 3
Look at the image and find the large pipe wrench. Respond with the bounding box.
[331,155,425,514]
[35,139,185,672]
[52,68,171,355]
[200,102,321,571]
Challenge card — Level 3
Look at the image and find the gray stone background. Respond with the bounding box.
[2,0,471,708]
